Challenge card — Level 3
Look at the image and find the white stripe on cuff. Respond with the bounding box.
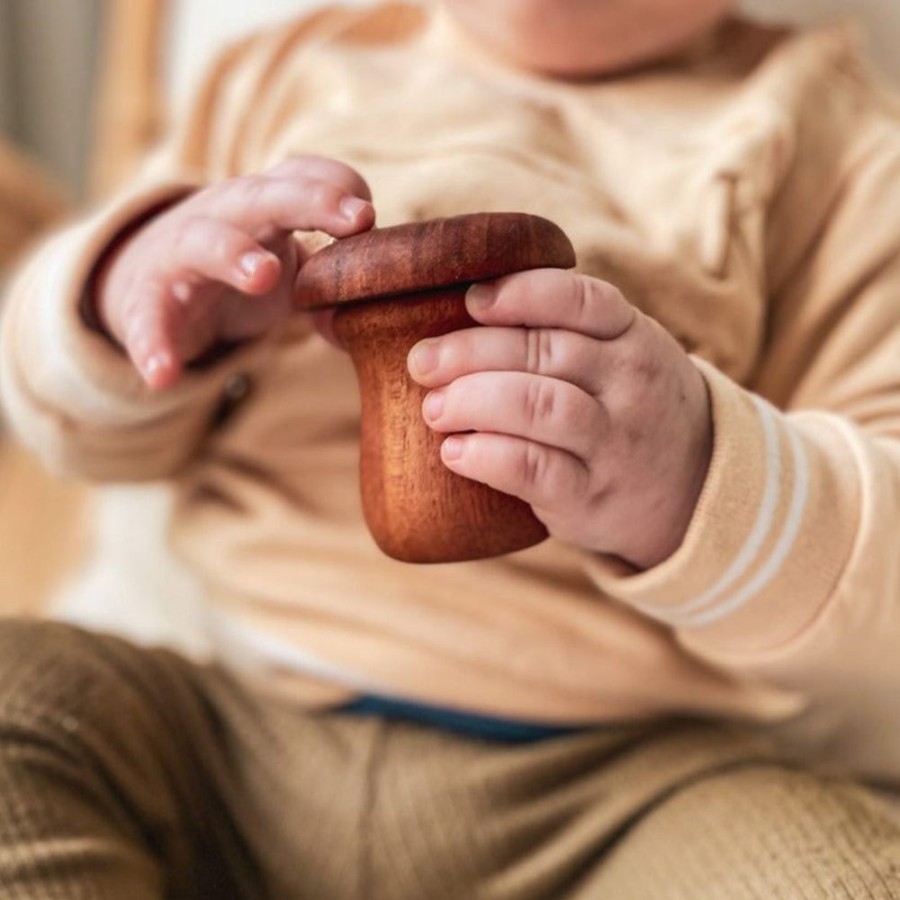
[678,422,809,627]
[636,395,782,624]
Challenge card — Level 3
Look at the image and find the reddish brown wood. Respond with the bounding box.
[295,213,576,563]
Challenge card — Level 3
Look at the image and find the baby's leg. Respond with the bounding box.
[579,758,900,900]
[359,719,900,899]
[0,619,262,899]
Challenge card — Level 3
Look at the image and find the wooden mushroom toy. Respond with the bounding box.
[296,212,576,564]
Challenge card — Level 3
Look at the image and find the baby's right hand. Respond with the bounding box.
[92,156,375,390]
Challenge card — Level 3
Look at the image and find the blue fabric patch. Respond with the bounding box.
[341,694,582,743]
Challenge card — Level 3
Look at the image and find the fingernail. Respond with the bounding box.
[409,340,439,376]
[144,352,170,383]
[240,251,270,279]
[341,196,370,222]
[442,437,463,461]
[466,283,495,312]
[423,391,444,422]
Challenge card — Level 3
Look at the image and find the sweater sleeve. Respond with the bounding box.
[0,36,277,482]
[585,123,900,778]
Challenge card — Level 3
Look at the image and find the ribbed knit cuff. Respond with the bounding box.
[585,358,860,655]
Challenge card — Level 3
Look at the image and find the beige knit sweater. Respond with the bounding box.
[4,3,900,780]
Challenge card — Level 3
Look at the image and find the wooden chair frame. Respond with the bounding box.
[91,0,169,197]
[0,0,170,616]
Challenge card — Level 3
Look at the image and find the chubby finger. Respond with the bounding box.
[213,170,375,240]
[121,292,184,390]
[465,269,636,339]
[408,326,612,395]
[265,155,374,203]
[439,432,589,514]
[164,217,282,297]
[422,371,607,462]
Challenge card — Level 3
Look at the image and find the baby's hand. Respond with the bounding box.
[93,156,375,389]
[407,270,712,570]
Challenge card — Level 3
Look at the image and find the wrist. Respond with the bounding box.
[616,362,713,571]
[636,429,712,569]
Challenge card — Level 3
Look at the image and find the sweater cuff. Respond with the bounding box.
[585,357,860,655]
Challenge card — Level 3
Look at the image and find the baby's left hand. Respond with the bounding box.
[407,269,712,570]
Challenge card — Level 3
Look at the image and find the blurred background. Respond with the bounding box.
[0,0,898,634]
[3,0,900,209]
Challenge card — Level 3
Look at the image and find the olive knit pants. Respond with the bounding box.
[2,619,900,899]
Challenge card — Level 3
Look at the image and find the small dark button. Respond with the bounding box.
[224,373,252,402]
[211,373,254,430]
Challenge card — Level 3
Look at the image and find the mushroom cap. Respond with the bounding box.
[294,212,576,309]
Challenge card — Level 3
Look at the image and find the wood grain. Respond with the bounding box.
[299,212,576,564]
[295,212,576,308]
[90,0,168,197]
[0,137,68,272]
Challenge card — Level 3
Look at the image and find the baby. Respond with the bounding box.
[3,0,900,897]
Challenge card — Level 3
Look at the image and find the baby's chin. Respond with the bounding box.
[503,31,724,80]
[443,0,734,79]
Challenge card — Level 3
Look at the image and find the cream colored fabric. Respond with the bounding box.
[162,0,900,102]
[54,0,900,642]
[5,3,900,779]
